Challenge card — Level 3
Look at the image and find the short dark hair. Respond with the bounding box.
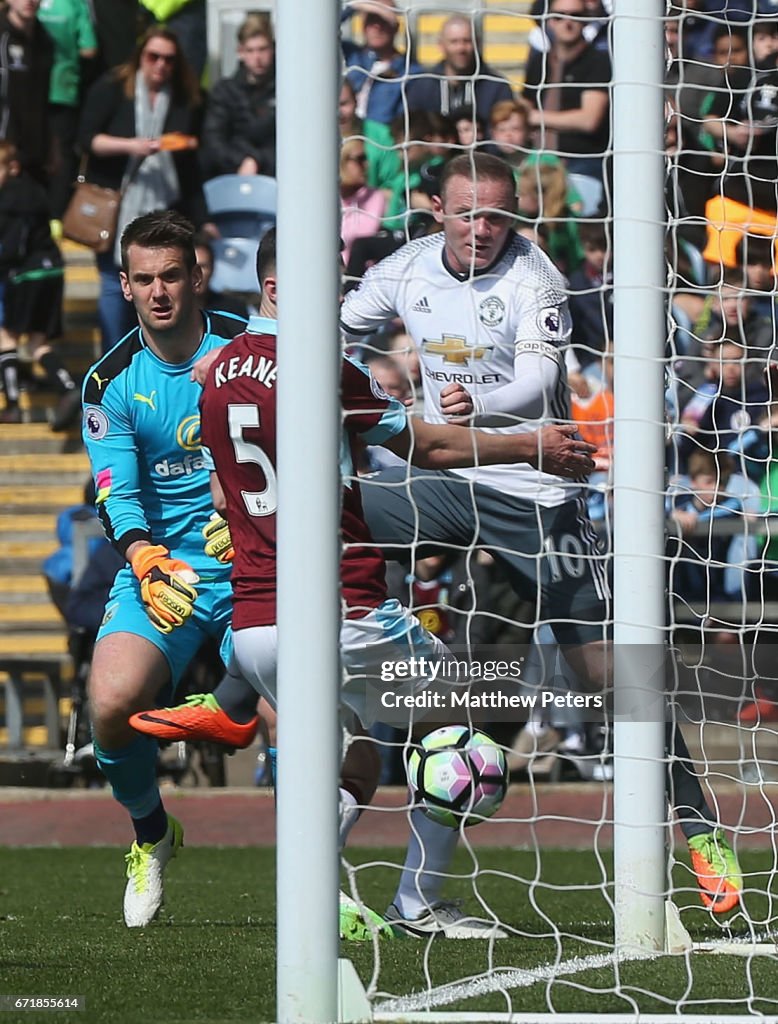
[120,210,197,273]
[256,226,276,289]
[438,152,517,208]
[578,220,609,250]
[712,23,749,47]
[735,233,774,268]
[754,19,778,36]
[192,230,214,263]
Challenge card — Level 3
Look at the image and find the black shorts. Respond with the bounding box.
[360,466,611,647]
[5,271,64,338]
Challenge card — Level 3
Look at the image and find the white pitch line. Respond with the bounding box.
[375,950,651,1014]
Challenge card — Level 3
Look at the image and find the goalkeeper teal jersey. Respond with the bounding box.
[82,310,245,576]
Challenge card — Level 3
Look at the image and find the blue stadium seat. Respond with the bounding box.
[210,237,261,294]
[204,174,277,239]
[567,173,603,217]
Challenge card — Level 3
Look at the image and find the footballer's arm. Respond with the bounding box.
[210,471,228,516]
[380,419,596,478]
[439,343,566,427]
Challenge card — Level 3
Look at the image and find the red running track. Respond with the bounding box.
[0,784,773,848]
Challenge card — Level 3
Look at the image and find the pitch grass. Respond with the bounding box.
[0,847,776,1024]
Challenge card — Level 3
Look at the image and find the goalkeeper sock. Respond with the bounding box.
[393,808,459,918]
[93,734,161,826]
[339,787,360,849]
[665,722,716,839]
[212,671,259,725]
[132,799,169,847]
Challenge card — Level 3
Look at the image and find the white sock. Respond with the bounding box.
[393,808,459,919]
[339,787,359,850]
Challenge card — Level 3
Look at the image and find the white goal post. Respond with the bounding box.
[611,0,667,954]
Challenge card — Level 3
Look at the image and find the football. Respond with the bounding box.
[406,725,508,828]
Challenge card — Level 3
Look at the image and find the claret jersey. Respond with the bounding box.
[341,231,574,506]
[82,310,246,575]
[199,315,408,630]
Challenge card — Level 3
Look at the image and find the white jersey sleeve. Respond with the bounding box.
[471,344,565,426]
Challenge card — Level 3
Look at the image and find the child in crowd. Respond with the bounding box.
[488,99,531,171]
[453,104,487,150]
[0,142,79,429]
[567,220,613,369]
[517,154,583,275]
[382,110,456,233]
[668,449,751,605]
[703,268,773,354]
[734,234,777,321]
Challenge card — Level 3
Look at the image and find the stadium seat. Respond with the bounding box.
[204,174,277,239]
[567,173,603,217]
[210,237,261,294]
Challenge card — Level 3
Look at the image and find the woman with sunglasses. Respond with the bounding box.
[77,26,208,352]
[339,138,386,267]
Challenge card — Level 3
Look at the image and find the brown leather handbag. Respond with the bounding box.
[62,179,122,253]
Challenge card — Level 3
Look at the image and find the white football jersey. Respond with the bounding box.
[341,232,575,506]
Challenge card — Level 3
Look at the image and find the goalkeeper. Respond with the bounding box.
[80,211,249,929]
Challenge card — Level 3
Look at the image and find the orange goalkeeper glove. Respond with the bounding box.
[130,544,198,634]
[202,512,234,563]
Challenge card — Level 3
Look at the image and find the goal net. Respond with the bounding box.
[277,0,778,1019]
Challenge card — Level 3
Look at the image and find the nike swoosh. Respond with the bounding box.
[137,713,196,732]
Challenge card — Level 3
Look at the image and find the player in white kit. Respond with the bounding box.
[341,152,743,921]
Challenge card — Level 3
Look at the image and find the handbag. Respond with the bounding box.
[62,178,121,254]
[62,154,143,254]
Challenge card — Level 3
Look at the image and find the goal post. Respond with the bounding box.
[275,0,342,1021]
[611,0,668,954]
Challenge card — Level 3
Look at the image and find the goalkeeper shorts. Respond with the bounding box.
[96,566,233,690]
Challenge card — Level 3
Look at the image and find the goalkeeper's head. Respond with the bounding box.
[256,227,277,317]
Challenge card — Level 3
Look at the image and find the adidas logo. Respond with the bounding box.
[412,296,431,313]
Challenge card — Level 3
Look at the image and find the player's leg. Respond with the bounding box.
[341,600,507,939]
[128,586,263,748]
[668,723,742,912]
[485,491,742,913]
[227,623,393,940]
[359,465,478,557]
[540,499,741,910]
[89,629,185,928]
[340,729,381,847]
[93,568,213,926]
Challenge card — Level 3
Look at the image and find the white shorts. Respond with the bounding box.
[230,598,451,727]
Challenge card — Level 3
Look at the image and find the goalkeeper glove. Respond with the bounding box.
[130,544,198,634]
[203,511,234,563]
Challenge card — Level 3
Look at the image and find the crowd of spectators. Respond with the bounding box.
[2,1,777,723]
